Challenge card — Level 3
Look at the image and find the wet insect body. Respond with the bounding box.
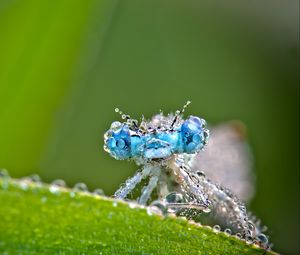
[103,103,270,249]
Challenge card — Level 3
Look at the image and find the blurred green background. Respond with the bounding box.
[0,0,298,254]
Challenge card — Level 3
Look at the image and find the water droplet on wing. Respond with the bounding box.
[257,234,268,244]
[165,192,185,203]
[196,171,206,178]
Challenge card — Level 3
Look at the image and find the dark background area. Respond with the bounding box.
[0,0,299,254]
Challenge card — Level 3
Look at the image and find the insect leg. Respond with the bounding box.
[170,158,211,207]
[114,165,152,199]
[156,170,170,200]
[172,155,251,238]
[138,166,161,205]
[166,202,208,211]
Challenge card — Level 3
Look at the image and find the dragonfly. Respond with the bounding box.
[103,101,270,250]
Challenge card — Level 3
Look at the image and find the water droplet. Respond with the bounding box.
[150,200,168,216]
[49,179,66,195]
[200,118,207,128]
[93,188,104,196]
[165,192,185,203]
[73,183,88,192]
[112,201,118,207]
[213,225,221,232]
[196,171,206,178]
[202,207,211,213]
[115,108,119,112]
[1,172,10,190]
[121,114,126,119]
[260,225,268,232]
[204,225,212,230]
[235,233,242,239]
[146,207,153,216]
[128,202,138,209]
[246,237,253,244]
[51,179,66,187]
[49,185,60,195]
[0,169,9,178]
[240,205,246,212]
[19,180,29,190]
[110,121,121,130]
[224,228,232,235]
[257,234,268,244]
[28,174,41,183]
[0,169,10,190]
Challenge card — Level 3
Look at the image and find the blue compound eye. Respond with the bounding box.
[180,116,205,154]
[105,125,131,160]
[116,138,126,149]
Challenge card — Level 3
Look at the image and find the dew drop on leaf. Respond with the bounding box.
[213,225,221,232]
[93,188,104,196]
[73,182,88,192]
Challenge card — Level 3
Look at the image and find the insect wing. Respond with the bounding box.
[189,121,255,202]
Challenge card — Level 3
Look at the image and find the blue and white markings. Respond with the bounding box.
[103,102,270,250]
[104,102,209,161]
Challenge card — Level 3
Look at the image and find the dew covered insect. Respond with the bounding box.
[104,101,208,161]
[103,102,271,250]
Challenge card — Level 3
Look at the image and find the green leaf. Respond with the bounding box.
[0,176,276,255]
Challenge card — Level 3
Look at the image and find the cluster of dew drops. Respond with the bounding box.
[0,168,104,201]
[0,168,268,248]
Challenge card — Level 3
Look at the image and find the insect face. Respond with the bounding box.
[104,114,209,161]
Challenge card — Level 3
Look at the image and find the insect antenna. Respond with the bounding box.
[170,100,191,128]
[115,108,139,129]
